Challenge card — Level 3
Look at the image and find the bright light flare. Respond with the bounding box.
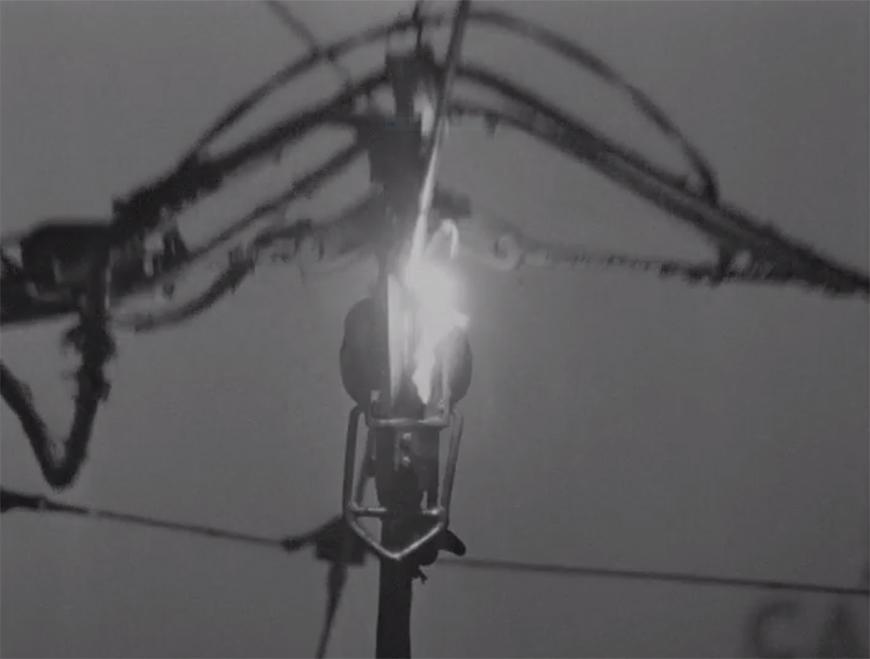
[395,218,468,405]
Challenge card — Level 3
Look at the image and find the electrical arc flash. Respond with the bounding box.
[390,219,468,406]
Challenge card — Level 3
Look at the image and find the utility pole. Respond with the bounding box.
[376,517,416,657]
[371,2,471,657]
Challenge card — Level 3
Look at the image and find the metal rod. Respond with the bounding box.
[347,505,442,519]
[411,0,472,247]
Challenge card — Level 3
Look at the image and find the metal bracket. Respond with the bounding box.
[342,405,462,562]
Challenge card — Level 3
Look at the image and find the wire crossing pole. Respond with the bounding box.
[374,2,471,658]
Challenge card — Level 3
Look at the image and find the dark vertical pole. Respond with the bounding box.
[376,525,415,658]
[373,426,421,659]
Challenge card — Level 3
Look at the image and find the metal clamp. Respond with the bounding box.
[342,405,463,562]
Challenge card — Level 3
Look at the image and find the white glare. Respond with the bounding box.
[401,220,468,405]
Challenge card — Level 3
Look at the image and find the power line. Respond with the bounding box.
[0,487,320,553]
[439,557,870,598]
[262,1,354,87]
[3,486,866,598]
[0,486,358,658]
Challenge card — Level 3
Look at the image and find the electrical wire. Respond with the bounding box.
[439,557,869,598]
[3,486,866,599]
[262,1,354,87]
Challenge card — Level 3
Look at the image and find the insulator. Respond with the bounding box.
[340,296,388,407]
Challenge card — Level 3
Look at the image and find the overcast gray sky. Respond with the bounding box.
[1,1,868,657]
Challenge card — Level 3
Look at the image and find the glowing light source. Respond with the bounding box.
[391,219,468,405]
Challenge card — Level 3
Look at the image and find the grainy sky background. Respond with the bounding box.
[1,1,868,657]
